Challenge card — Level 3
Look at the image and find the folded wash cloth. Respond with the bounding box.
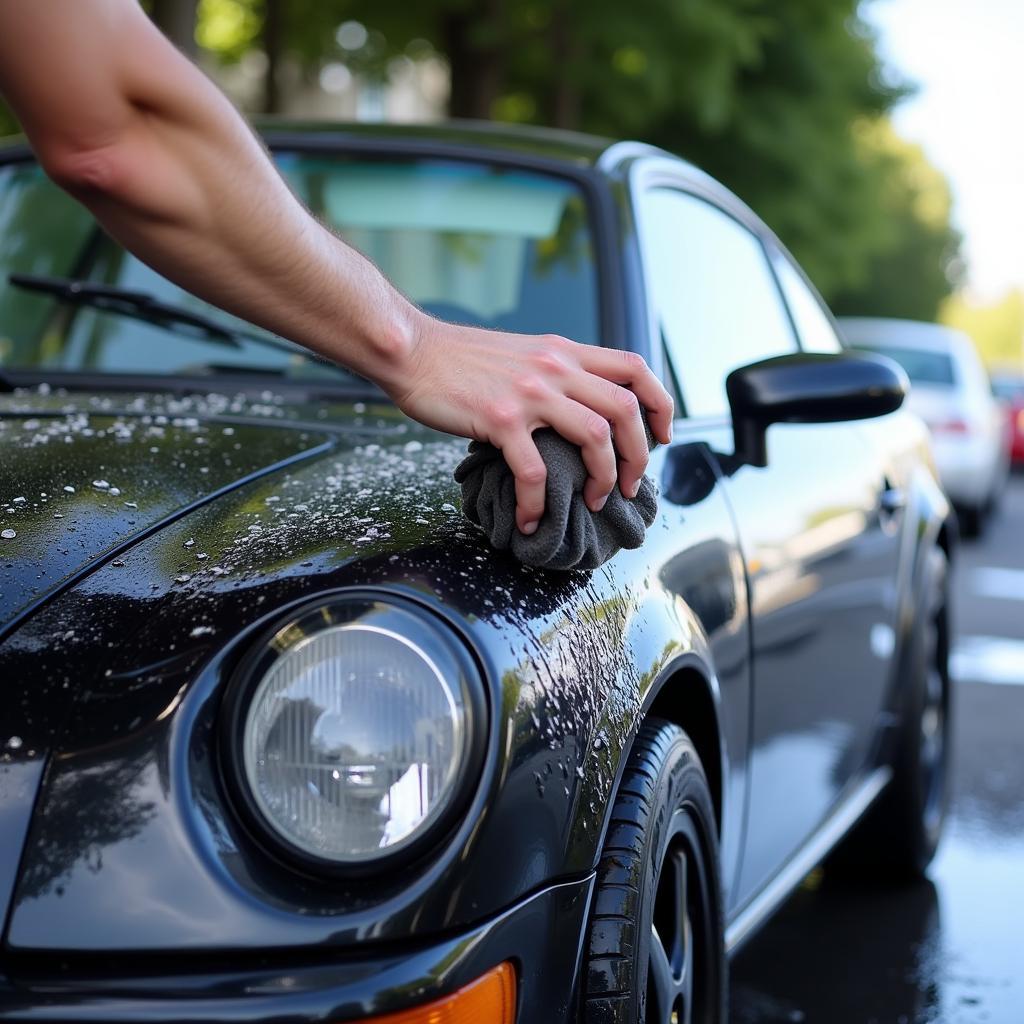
[454,422,658,571]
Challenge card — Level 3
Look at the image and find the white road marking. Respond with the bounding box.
[951,635,1024,686]
[969,567,1024,602]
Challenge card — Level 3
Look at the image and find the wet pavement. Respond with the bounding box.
[730,474,1024,1024]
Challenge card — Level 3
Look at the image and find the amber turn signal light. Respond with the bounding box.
[357,962,516,1024]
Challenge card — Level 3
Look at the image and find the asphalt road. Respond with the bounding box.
[730,474,1024,1024]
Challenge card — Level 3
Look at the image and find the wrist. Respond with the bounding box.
[337,298,425,398]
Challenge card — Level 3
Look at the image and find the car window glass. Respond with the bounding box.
[770,248,843,353]
[638,188,798,418]
[850,344,956,387]
[0,157,599,379]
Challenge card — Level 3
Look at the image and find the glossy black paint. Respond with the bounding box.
[0,123,951,1022]
[725,351,909,468]
[0,877,593,1021]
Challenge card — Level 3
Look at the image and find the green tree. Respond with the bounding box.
[829,120,963,321]
[0,0,964,321]
[600,0,908,301]
[241,0,954,309]
[150,0,200,56]
[942,289,1024,371]
[0,98,16,139]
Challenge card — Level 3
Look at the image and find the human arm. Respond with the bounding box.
[0,0,673,533]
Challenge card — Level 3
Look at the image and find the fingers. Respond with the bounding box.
[566,374,649,500]
[545,397,619,513]
[468,336,671,534]
[579,346,675,445]
[500,431,548,534]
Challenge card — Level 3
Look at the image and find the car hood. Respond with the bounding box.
[0,398,336,631]
[0,386,480,633]
[0,387,471,736]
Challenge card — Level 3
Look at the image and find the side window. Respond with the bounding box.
[770,248,843,353]
[637,188,798,418]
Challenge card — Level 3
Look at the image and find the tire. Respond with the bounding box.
[582,719,726,1024]
[827,546,951,881]
[958,503,983,539]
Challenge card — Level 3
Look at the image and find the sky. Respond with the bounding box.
[866,0,1024,299]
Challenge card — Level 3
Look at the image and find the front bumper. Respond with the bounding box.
[0,875,594,1024]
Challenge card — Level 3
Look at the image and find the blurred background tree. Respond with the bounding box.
[942,289,1024,372]
[1,0,966,328]
[829,120,964,319]
[0,98,14,138]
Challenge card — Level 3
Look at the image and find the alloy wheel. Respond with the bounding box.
[647,808,716,1024]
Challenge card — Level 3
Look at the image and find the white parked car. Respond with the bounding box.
[839,317,1010,536]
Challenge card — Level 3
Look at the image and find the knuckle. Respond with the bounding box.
[519,461,548,486]
[585,413,612,444]
[614,384,641,414]
[621,349,647,371]
[515,373,547,401]
[490,401,520,432]
[530,349,566,376]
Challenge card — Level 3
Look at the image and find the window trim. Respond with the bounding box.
[764,238,847,354]
[629,158,800,426]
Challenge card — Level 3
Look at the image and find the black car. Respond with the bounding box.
[0,122,953,1023]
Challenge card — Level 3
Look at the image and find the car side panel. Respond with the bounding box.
[720,417,902,908]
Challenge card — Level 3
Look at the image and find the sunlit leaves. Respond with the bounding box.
[196,0,260,61]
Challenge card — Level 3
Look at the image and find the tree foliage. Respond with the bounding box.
[942,289,1024,371]
[0,0,964,320]
[829,120,963,321]
[188,0,960,316]
[0,99,16,140]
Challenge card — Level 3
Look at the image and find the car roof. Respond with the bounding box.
[0,119,623,167]
[1,116,765,248]
[837,316,974,356]
[254,118,623,168]
[2,115,759,214]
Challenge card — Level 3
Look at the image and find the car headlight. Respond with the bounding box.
[224,596,485,871]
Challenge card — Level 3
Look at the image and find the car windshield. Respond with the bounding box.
[0,153,599,386]
[853,343,956,388]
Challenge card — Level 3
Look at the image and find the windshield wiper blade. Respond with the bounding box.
[8,272,303,359]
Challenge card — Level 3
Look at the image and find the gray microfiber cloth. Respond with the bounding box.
[454,421,659,571]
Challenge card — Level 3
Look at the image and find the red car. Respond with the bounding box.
[993,377,1024,465]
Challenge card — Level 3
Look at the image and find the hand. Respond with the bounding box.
[388,315,674,534]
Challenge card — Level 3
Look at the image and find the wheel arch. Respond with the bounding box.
[883,465,956,730]
[643,662,724,837]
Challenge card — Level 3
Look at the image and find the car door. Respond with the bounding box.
[633,175,901,911]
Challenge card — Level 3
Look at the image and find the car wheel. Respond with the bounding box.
[827,546,951,881]
[582,718,726,1024]
[958,503,983,539]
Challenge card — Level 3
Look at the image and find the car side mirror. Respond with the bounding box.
[725,351,907,468]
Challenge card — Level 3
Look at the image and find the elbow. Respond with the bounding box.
[39,139,133,203]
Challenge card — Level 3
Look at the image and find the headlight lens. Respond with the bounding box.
[235,599,480,867]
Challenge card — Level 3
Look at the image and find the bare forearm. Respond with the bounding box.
[80,134,420,390]
[0,1,419,389]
